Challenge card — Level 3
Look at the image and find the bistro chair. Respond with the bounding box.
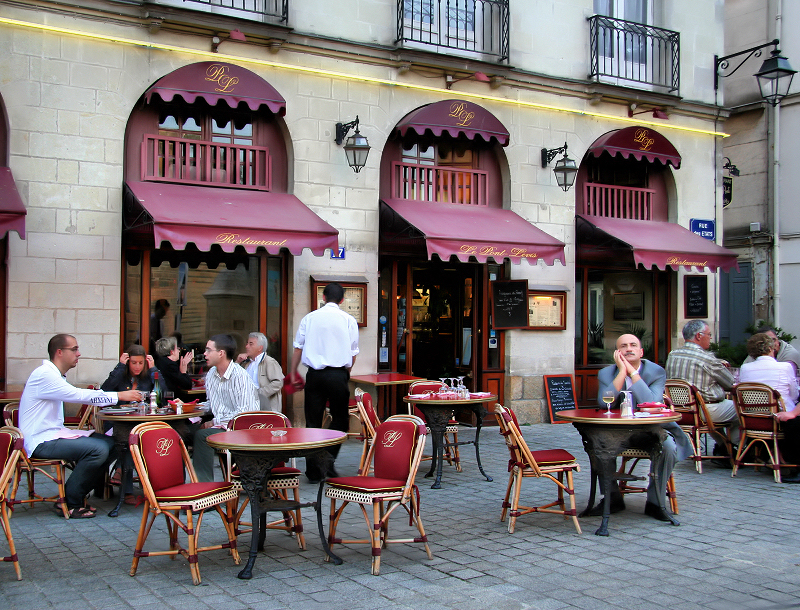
[324,414,432,575]
[0,426,24,580]
[616,449,679,514]
[664,379,734,472]
[5,404,70,519]
[219,411,305,549]
[731,382,795,483]
[64,386,98,431]
[353,388,381,475]
[494,404,582,534]
[407,380,461,470]
[128,421,240,585]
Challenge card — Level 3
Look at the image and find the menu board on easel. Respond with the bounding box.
[544,374,577,423]
[491,280,529,329]
[684,275,708,318]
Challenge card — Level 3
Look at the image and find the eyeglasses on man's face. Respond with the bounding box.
[61,346,80,352]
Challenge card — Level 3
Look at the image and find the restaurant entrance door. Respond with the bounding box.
[378,257,505,411]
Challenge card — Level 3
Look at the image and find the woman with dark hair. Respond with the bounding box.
[101,345,158,504]
[101,344,157,394]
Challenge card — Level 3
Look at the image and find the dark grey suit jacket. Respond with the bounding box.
[597,359,693,461]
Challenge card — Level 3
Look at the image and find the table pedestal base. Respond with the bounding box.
[233,450,340,580]
[573,422,678,536]
[417,404,493,489]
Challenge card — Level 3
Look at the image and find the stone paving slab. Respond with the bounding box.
[2,421,799,609]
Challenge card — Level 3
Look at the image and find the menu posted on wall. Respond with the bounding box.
[544,374,577,423]
[684,275,708,318]
[491,280,529,329]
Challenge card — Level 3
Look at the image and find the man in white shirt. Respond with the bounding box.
[19,334,142,518]
[237,332,284,412]
[193,334,259,482]
[291,283,359,481]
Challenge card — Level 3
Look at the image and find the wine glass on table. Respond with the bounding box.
[602,390,616,415]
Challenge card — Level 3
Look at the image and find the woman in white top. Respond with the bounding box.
[739,333,799,408]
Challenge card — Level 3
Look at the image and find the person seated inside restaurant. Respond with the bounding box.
[665,320,740,458]
[154,336,194,401]
[742,325,800,375]
[100,344,157,504]
[596,333,693,523]
[193,334,259,482]
[19,334,142,519]
[236,331,284,412]
[739,332,800,483]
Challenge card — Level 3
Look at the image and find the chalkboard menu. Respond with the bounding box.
[491,280,529,329]
[544,374,577,423]
[684,275,708,318]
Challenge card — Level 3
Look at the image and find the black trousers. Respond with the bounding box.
[304,367,350,477]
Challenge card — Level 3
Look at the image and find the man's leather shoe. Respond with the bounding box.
[588,497,625,516]
[782,473,800,483]
[644,501,675,523]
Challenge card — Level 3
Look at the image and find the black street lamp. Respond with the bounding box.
[715,39,796,106]
[541,142,578,192]
[335,116,370,173]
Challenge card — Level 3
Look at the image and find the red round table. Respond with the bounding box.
[556,408,681,536]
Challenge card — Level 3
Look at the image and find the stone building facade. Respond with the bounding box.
[0,0,733,422]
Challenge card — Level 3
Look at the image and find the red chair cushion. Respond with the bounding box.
[156,481,233,502]
[530,448,576,466]
[327,476,405,493]
[270,466,301,475]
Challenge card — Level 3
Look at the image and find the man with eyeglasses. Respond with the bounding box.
[18,334,143,518]
[192,334,258,482]
[665,320,740,451]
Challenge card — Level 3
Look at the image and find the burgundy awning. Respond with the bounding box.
[382,199,565,265]
[395,100,510,146]
[577,214,738,272]
[144,62,287,116]
[0,167,26,239]
[587,126,681,168]
[124,182,338,256]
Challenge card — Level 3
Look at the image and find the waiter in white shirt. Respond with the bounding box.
[290,283,359,481]
[19,334,142,519]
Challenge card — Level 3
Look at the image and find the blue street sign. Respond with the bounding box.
[330,247,346,259]
[690,219,715,241]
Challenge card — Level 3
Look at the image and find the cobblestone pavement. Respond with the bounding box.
[2,421,799,610]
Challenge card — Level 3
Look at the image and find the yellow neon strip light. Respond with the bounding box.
[0,16,728,138]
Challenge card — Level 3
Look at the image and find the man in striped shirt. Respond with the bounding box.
[193,334,259,482]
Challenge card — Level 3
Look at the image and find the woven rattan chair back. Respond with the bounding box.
[665,379,732,473]
[731,382,793,482]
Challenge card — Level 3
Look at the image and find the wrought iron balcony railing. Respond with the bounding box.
[145,0,288,23]
[588,15,679,93]
[142,135,273,190]
[582,182,655,220]
[392,161,489,205]
[397,0,509,63]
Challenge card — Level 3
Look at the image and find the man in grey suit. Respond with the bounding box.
[596,334,693,523]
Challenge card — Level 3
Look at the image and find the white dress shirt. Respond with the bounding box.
[19,359,121,454]
[246,352,264,387]
[739,355,799,407]
[293,302,359,370]
[205,359,259,427]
